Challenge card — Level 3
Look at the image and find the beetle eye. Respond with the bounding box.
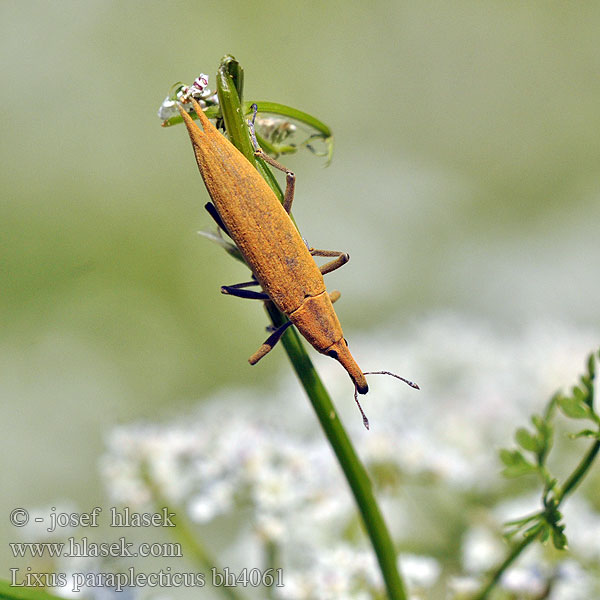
[326,349,339,360]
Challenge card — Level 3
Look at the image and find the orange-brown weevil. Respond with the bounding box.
[178,99,418,427]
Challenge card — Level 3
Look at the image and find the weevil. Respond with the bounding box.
[178,99,417,427]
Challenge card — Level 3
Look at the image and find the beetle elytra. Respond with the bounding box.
[178,99,417,426]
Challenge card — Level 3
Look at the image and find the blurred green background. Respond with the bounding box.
[2,0,599,572]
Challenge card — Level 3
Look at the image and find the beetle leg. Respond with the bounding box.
[221,281,269,300]
[248,320,294,365]
[204,202,231,237]
[254,149,296,213]
[248,104,296,213]
[309,248,350,275]
[223,280,259,288]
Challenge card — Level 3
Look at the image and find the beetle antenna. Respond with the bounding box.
[353,386,370,430]
[364,371,420,390]
[248,103,260,151]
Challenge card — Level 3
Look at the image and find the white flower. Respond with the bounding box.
[447,575,481,597]
[501,563,548,596]
[551,560,599,600]
[461,525,505,573]
[275,544,381,599]
[399,553,441,588]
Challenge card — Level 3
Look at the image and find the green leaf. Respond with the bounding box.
[573,386,586,402]
[587,352,596,379]
[220,54,244,101]
[551,526,568,550]
[523,520,545,539]
[216,60,256,167]
[531,414,544,430]
[582,352,596,410]
[580,374,592,390]
[515,427,539,452]
[499,449,537,477]
[544,392,560,420]
[557,395,591,420]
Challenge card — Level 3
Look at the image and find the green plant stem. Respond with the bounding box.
[558,439,600,500]
[473,535,537,600]
[474,437,600,600]
[216,55,408,600]
[266,304,408,600]
[168,512,244,600]
[263,538,279,600]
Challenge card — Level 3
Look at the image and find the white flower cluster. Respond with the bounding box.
[157,73,218,122]
[100,313,599,598]
[101,398,395,597]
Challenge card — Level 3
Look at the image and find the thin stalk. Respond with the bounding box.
[263,538,279,600]
[473,535,537,600]
[216,55,408,600]
[141,465,246,600]
[558,439,600,501]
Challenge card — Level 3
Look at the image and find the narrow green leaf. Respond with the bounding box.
[523,521,545,539]
[505,512,541,528]
[587,352,596,379]
[197,230,243,261]
[216,63,256,168]
[220,54,244,101]
[569,429,600,440]
[499,448,516,466]
[581,374,594,409]
[242,101,332,138]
